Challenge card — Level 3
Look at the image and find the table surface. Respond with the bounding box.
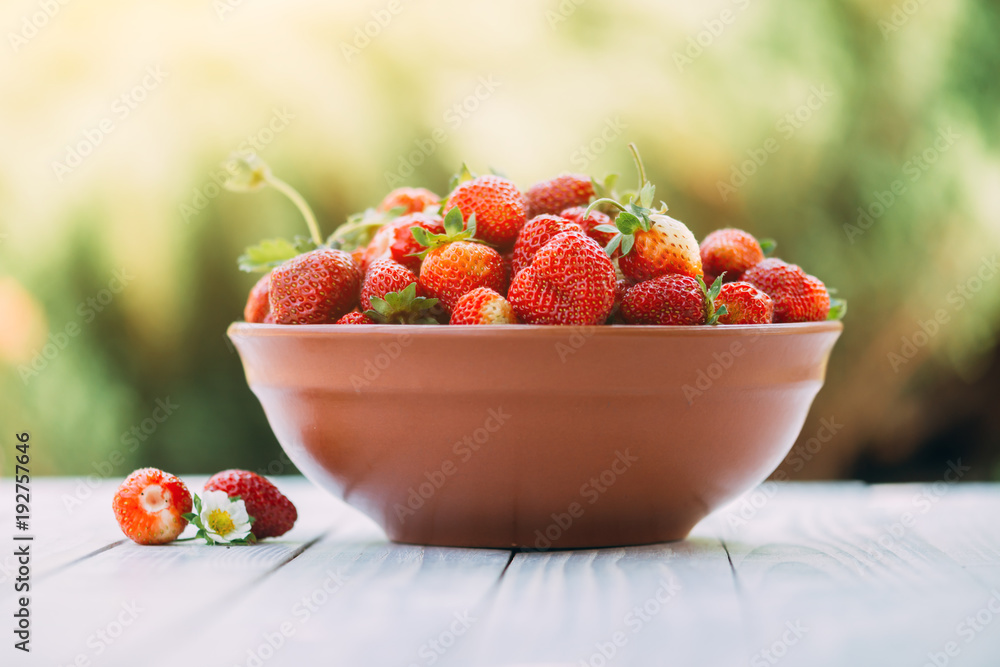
[3,478,1000,667]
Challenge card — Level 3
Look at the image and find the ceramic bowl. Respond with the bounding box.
[228,321,841,549]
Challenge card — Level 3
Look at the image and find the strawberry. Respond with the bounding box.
[112,468,193,545]
[412,208,505,313]
[621,274,706,326]
[524,173,594,218]
[586,144,702,282]
[560,206,616,254]
[377,187,439,214]
[606,277,632,323]
[508,230,616,325]
[511,214,583,276]
[743,258,830,323]
[715,281,774,324]
[700,228,766,284]
[244,272,271,323]
[269,248,363,324]
[336,311,375,324]
[204,469,298,539]
[451,287,518,325]
[390,212,444,271]
[444,172,527,249]
[360,259,419,310]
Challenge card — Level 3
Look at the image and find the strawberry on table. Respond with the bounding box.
[511,214,584,276]
[377,187,440,214]
[451,287,518,325]
[585,145,702,282]
[715,281,774,324]
[268,248,363,324]
[444,170,527,249]
[244,272,272,323]
[508,230,616,326]
[743,258,830,323]
[524,173,594,218]
[113,468,193,545]
[204,469,298,539]
[700,228,767,285]
[621,274,707,326]
[412,207,505,313]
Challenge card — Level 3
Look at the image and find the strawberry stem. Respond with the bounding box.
[267,175,323,247]
[627,143,648,191]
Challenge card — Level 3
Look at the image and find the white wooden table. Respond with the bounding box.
[4,478,1000,666]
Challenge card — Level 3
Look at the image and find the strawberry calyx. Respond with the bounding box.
[409,206,481,257]
[447,163,477,192]
[697,273,728,326]
[363,283,440,324]
[584,143,665,259]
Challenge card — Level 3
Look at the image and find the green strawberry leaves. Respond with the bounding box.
[759,238,777,256]
[697,273,728,326]
[238,237,317,272]
[448,163,476,192]
[327,206,403,252]
[410,207,480,257]
[827,297,847,321]
[364,283,440,324]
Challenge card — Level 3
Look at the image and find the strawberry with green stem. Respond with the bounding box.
[584,144,702,283]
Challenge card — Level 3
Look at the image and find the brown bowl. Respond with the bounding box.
[228,321,841,549]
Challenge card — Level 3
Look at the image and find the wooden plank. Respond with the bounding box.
[713,483,1000,667]
[445,539,744,666]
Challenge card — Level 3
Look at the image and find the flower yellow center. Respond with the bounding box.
[207,508,235,536]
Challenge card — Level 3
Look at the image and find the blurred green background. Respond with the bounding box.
[1,0,998,483]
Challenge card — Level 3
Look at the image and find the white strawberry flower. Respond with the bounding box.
[183,490,254,545]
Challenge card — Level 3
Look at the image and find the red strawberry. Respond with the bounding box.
[621,274,706,326]
[112,468,193,545]
[743,258,830,323]
[700,228,766,284]
[244,272,271,323]
[508,231,616,325]
[451,287,518,325]
[269,248,362,324]
[607,277,632,323]
[444,174,527,249]
[413,208,506,313]
[336,311,375,324]
[511,214,583,276]
[360,259,419,310]
[560,206,616,254]
[204,469,297,539]
[390,212,444,271]
[715,281,774,324]
[377,187,439,214]
[524,173,594,218]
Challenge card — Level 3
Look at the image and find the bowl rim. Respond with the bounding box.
[228,320,843,339]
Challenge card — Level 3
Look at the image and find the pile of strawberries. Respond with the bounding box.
[236,145,842,327]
